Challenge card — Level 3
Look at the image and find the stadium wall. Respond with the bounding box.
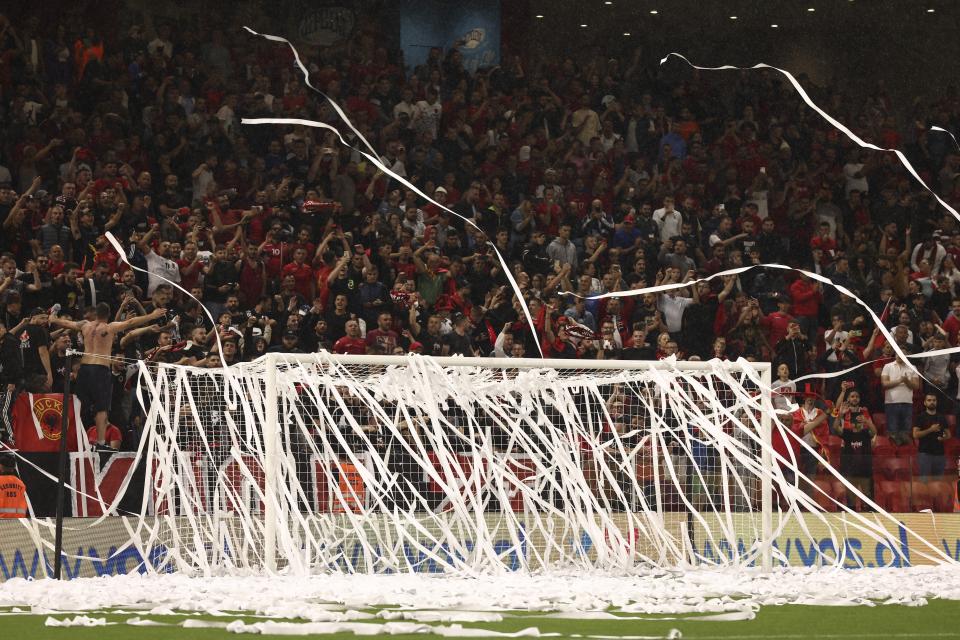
[1,513,958,580]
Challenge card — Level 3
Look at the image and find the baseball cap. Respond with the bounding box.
[623,215,635,223]
[435,186,447,194]
[283,330,299,339]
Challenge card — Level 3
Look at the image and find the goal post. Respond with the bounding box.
[760,363,773,572]
[262,356,279,574]
[247,353,776,574]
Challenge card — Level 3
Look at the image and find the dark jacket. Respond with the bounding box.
[0,334,23,387]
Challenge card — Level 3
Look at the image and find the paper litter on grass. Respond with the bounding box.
[6,565,959,633]
[44,614,111,627]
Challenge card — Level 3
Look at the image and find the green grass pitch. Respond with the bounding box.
[5,600,960,639]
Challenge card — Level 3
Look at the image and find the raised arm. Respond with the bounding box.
[408,298,422,337]
[48,315,87,332]
[413,241,434,274]
[138,223,158,255]
[4,176,42,230]
[326,253,351,286]
[104,202,126,232]
[830,404,846,436]
[119,324,162,349]
[110,307,167,333]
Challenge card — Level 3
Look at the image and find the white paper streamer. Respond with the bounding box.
[240,28,543,357]
[661,53,960,221]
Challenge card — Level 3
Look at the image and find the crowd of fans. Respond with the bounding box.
[0,13,958,507]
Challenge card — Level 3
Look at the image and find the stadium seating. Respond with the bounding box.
[871,414,886,435]
[910,481,931,511]
[830,478,850,511]
[823,436,843,472]
[944,440,960,473]
[895,442,918,459]
[874,480,909,512]
[931,480,956,513]
[813,478,839,512]
[875,457,912,481]
[872,435,894,457]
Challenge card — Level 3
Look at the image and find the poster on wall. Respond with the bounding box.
[400,0,501,74]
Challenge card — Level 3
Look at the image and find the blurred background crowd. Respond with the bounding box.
[1,2,959,510]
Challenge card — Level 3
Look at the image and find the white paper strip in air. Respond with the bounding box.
[239,27,543,356]
[660,53,960,222]
[562,262,946,380]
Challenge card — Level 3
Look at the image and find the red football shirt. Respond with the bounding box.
[281,261,315,299]
[333,336,367,355]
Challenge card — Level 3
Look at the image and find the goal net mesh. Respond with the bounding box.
[124,354,947,575]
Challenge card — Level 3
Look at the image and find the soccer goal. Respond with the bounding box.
[125,353,790,575]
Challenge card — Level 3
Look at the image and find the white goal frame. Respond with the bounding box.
[259,353,774,573]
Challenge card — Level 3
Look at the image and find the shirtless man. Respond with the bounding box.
[49,302,165,448]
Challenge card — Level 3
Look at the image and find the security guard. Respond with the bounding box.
[0,452,27,518]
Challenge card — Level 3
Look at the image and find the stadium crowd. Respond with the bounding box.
[0,12,958,511]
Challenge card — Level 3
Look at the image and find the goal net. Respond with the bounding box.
[124,353,949,576]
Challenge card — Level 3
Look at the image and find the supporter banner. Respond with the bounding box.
[400,0,501,74]
[3,513,960,580]
[11,393,84,453]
